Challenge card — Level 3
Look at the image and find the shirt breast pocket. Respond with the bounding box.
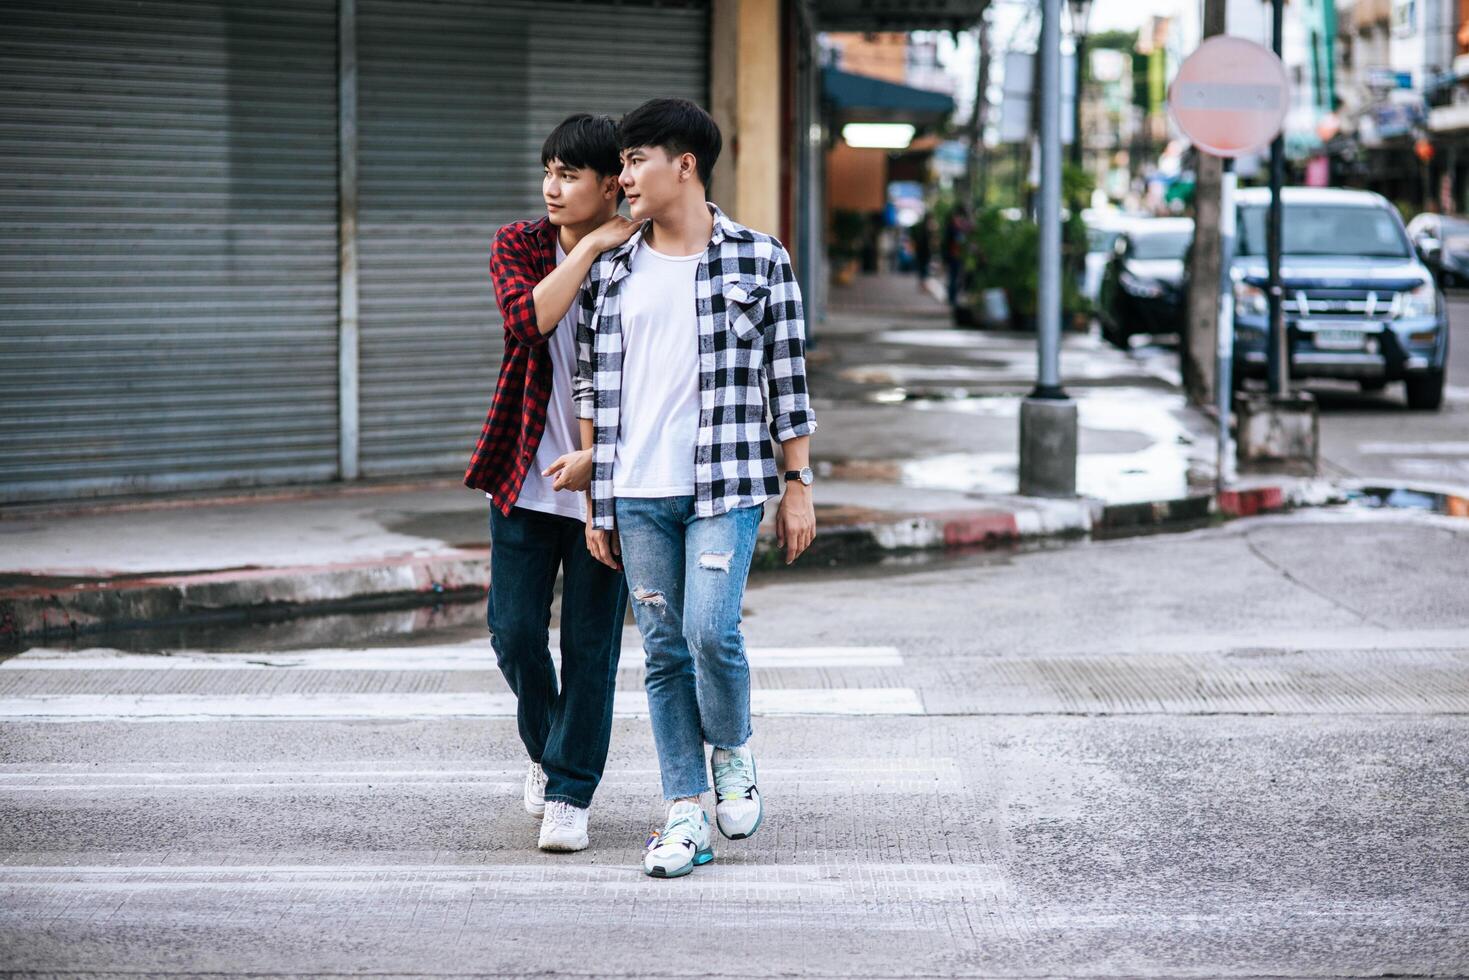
[722,278,770,343]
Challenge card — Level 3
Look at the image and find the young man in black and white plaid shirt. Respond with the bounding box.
[572,98,817,879]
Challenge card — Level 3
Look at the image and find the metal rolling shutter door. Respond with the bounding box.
[0,0,342,502]
[355,0,708,476]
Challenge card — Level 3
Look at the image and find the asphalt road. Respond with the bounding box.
[1286,290,1469,488]
[2,507,1466,977]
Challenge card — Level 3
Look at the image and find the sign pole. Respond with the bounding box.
[1216,160,1237,494]
[1166,35,1290,493]
[1266,0,1288,398]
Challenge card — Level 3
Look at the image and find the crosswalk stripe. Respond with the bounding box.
[3,644,903,671]
[0,758,961,794]
[0,863,1010,900]
[0,688,924,722]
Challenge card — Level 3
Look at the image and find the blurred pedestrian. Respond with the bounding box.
[912,215,934,291]
[942,206,971,307]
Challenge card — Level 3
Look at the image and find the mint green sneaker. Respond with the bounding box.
[711,745,762,840]
[642,801,714,878]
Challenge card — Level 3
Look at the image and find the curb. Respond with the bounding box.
[2,481,1344,642]
[754,498,1097,569]
[2,550,489,645]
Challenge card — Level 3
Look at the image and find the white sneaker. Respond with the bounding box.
[642,801,714,878]
[524,761,547,818]
[538,800,589,852]
[711,745,762,840]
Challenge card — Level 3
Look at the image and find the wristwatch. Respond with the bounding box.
[784,467,814,486]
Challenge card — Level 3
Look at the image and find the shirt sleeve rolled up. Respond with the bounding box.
[763,246,818,444]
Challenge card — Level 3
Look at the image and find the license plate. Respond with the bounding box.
[1311,326,1369,351]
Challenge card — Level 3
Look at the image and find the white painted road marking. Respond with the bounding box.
[0,758,962,794]
[0,862,1010,900]
[1358,442,1469,456]
[0,688,925,722]
[3,644,904,671]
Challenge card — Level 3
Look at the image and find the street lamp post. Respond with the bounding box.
[1068,0,1092,170]
[1018,0,1080,497]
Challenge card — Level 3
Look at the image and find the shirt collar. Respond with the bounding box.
[609,202,753,270]
[531,215,558,261]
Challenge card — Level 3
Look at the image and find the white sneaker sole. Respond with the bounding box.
[526,799,546,819]
[716,804,762,840]
[538,832,588,852]
[644,845,714,878]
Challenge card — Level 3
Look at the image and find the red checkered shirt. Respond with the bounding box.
[463,216,560,513]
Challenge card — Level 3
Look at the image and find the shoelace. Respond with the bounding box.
[713,754,754,803]
[648,810,700,851]
[545,802,578,830]
[529,765,547,791]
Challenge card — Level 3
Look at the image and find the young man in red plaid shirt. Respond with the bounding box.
[464,114,638,853]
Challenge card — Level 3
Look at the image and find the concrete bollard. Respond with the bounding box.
[1019,396,1079,497]
[1235,392,1319,476]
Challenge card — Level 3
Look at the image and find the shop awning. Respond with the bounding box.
[823,67,956,126]
[809,0,987,31]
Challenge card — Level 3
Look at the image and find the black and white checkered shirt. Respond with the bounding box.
[574,203,817,531]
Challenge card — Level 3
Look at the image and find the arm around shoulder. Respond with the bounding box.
[488,222,550,348]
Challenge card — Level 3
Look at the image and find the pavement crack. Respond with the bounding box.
[1242,532,1391,629]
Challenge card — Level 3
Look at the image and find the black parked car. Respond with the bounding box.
[1406,211,1469,287]
[1097,218,1194,348]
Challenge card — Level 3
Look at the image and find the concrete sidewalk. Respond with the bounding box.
[1,274,1338,641]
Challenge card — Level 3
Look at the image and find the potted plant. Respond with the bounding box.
[963,165,1096,330]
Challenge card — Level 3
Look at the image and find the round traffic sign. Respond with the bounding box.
[1167,35,1288,157]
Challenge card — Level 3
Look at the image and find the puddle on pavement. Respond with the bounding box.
[867,387,1011,407]
[842,364,1009,386]
[1346,486,1469,517]
[867,387,1214,504]
[865,331,1181,385]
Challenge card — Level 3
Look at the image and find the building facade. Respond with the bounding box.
[1,0,897,503]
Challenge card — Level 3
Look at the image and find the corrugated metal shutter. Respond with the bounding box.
[356,0,709,476]
[0,0,342,502]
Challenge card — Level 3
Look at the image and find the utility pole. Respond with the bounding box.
[1180,0,1227,407]
[1266,0,1288,397]
[961,15,993,208]
[1018,0,1078,497]
[1069,0,1090,169]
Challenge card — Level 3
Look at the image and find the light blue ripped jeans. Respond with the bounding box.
[613,496,764,800]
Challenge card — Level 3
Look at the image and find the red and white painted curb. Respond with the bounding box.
[3,480,1352,641]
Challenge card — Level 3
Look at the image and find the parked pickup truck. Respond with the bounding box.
[1230,187,1449,410]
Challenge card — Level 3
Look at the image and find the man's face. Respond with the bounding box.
[542,159,612,226]
[619,145,686,221]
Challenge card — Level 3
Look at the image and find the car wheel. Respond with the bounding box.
[1404,370,1445,411]
[1101,322,1128,350]
[1358,379,1388,393]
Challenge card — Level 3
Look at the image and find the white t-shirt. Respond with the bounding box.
[489,239,585,522]
[613,243,703,497]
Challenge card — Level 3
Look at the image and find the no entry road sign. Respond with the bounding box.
[1168,36,1288,158]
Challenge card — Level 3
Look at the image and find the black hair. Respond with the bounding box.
[540,113,622,181]
[618,98,722,188]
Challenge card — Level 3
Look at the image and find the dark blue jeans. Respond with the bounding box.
[487,505,628,808]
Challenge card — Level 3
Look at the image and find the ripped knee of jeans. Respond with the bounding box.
[698,551,734,573]
[632,586,667,608]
